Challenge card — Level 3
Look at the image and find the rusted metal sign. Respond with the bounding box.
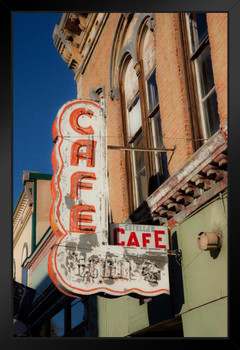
[48,99,169,297]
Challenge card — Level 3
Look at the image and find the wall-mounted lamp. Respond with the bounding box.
[197,232,221,251]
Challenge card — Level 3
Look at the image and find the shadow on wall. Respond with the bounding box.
[32,275,52,302]
[129,203,184,328]
[129,200,156,225]
[83,295,99,337]
[147,231,185,325]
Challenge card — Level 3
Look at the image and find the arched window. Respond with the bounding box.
[121,55,148,208]
[138,23,169,189]
[21,243,28,285]
[119,17,168,210]
[184,13,220,141]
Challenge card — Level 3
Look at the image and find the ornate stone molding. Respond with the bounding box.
[109,13,153,101]
[53,13,109,75]
[134,61,141,77]
[127,125,228,227]
[53,13,84,72]
[89,85,106,102]
[146,13,156,32]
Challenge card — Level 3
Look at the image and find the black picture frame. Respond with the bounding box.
[1,0,239,349]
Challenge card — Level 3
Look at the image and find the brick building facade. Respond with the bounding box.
[53,12,227,220]
[52,12,228,336]
[13,12,228,337]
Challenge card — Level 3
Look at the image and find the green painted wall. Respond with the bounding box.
[182,298,227,337]
[176,191,228,337]
[97,295,149,337]
[31,254,52,298]
[89,192,227,337]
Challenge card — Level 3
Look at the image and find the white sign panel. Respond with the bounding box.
[110,223,169,250]
[48,99,170,297]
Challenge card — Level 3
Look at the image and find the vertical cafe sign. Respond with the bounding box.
[48,99,170,297]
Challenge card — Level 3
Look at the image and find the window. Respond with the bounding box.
[22,267,28,285]
[70,299,84,329]
[146,70,168,187]
[185,13,220,139]
[132,131,148,205]
[147,70,159,112]
[121,56,148,209]
[121,23,168,210]
[127,94,148,206]
[50,309,65,337]
[32,298,85,337]
[34,323,47,337]
[21,244,28,285]
[127,95,142,138]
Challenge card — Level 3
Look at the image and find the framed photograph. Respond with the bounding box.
[1,0,239,348]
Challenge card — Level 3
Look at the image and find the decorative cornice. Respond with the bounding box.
[75,13,109,78]
[13,173,52,247]
[128,125,228,227]
[13,192,31,238]
[13,207,33,248]
[53,13,109,75]
[13,193,28,226]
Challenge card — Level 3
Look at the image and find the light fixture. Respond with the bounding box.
[197,232,221,251]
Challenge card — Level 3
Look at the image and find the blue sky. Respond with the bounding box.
[13,13,77,209]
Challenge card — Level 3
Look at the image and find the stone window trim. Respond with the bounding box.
[180,13,220,145]
[109,13,156,101]
[119,17,168,211]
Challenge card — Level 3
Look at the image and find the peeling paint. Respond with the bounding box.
[64,194,75,209]
[48,99,170,297]
[147,128,227,213]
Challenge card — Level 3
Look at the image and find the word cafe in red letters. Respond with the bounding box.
[48,99,170,298]
[111,224,169,249]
